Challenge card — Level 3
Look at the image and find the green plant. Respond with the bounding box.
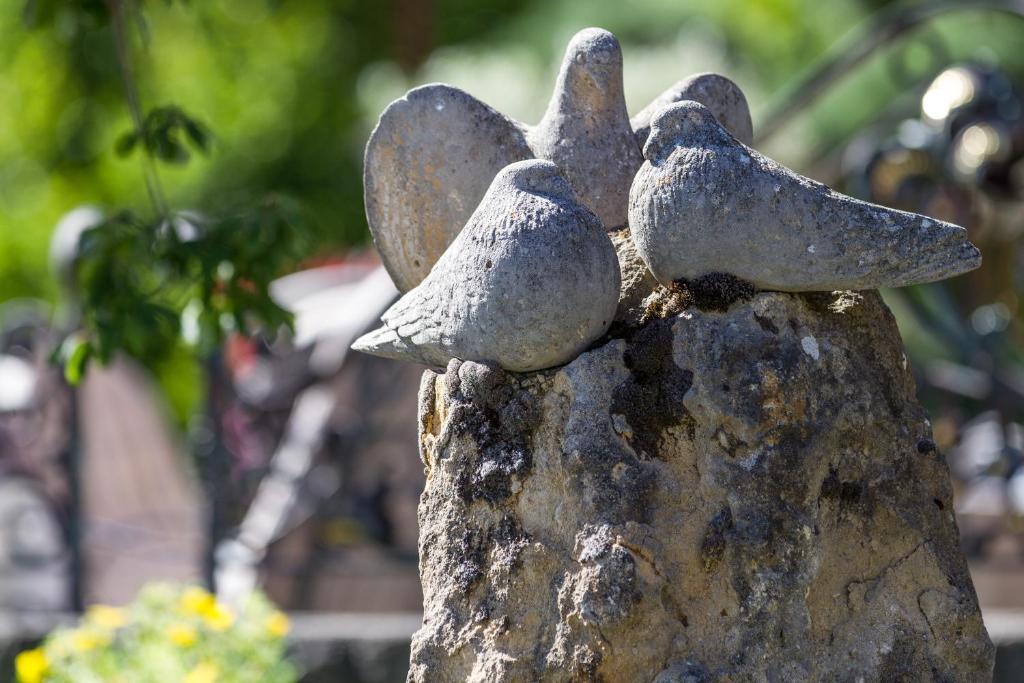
[14,584,297,683]
[41,0,312,384]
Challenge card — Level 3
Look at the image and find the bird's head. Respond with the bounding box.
[499,159,574,199]
[643,100,736,163]
[560,28,624,104]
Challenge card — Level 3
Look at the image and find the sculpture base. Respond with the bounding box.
[409,289,993,682]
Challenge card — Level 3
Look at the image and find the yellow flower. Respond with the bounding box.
[71,629,109,652]
[179,586,234,630]
[180,586,216,615]
[201,603,235,631]
[166,623,198,647]
[265,611,291,638]
[15,648,49,683]
[85,604,127,629]
[184,662,219,683]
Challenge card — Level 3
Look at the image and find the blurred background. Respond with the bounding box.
[0,0,1023,680]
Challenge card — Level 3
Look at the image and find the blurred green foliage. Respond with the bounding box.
[63,195,309,382]
[115,105,210,164]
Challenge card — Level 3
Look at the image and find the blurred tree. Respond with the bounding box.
[1,0,540,413]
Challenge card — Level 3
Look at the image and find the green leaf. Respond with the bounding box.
[65,197,310,375]
[63,338,93,386]
[182,116,210,152]
[115,131,139,157]
[136,105,212,165]
[153,136,190,164]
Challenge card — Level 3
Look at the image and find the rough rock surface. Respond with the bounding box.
[629,101,981,291]
[353,160,620,373]
[408,282,993,681]
[609,227,659,327]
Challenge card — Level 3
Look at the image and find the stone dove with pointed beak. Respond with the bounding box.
[629,101,981,291]
[352,160,620,372]
[526,27,642,231]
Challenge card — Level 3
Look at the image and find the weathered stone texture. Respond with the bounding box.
[409,282,993,681]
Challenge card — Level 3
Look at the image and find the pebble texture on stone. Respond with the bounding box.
[409,285,994,682]
[629,101,982,291]
[364,26,752,293]
[352,160,620,373]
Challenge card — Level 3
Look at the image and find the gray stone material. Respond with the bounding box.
[408,287,994,682]
[631,72,754,147]
[363,28,637,293]
[526,28,642,231]
[364,27,750,293]
[362,84,533,293]
[629,101,982,291]
[609,227,660,326]
[352,160,620,373]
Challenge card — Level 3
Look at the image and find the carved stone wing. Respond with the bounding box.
[363,84,532,293]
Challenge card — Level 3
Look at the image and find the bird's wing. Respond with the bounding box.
[351,280,453,367]
[364,84,533,294]
[380,283,445,346]
[632,73,753,147]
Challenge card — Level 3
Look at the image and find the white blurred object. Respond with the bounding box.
[0,354,37,412]
[272,263,399,375]
[958,476,1011,516]
[1008,472,1024,514]
[159,210,207,243]
[49,206,104,283]
[216,385,336,610]
[952,411,1024,516]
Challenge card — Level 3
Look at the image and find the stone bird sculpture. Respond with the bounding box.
[364,26,751,293]
[525,27,641,231]
[631,72,753,147]
[629,101,981,291]
[364,28,634,293]
[352,160,621,372]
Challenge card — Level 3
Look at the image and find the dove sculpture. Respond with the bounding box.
[364,26,751,293]
[363,84,533,293]
[526,27,642,231]
[629,101,981,291]
[364,28,633,293]
[631,72,753,147]
[352,160,621,372]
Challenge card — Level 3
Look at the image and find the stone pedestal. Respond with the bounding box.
[408,286,993,682]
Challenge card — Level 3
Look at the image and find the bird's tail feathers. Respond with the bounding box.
[884,218,981,287]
